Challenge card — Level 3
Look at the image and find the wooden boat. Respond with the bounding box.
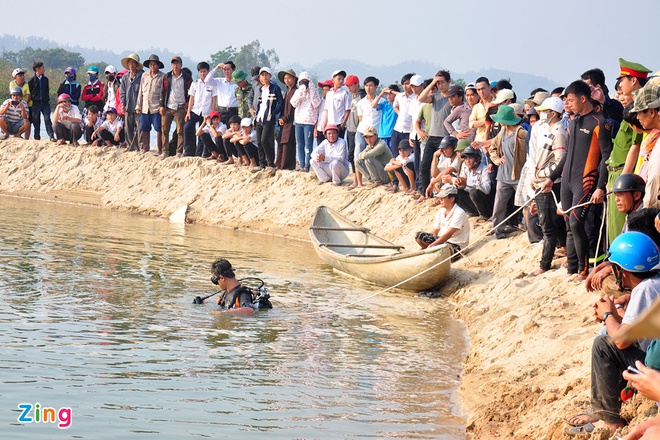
[309,206,452,291]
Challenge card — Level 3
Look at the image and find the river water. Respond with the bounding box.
[0,196,467,439]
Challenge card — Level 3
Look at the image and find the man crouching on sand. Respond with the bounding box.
[415,183,470,261]
[310,124,350,186]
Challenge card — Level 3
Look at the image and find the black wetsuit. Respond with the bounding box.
[549,110,612,276]
[218,285,253,309]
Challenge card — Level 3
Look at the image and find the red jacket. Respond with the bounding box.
[81,80,105,108]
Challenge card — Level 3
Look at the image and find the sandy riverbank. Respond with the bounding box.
[0,138,655,439]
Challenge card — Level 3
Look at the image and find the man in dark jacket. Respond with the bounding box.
[162,56,192,158]
[28,62,55,141]
[254,67,283,170]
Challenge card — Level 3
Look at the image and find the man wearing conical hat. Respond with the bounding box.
[119,53,144,151]
[136,54,166,155]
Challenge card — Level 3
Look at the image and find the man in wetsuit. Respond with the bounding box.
[542,80,612,281]
[210,258,253,312]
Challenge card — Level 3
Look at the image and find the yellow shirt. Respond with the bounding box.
[9,80,31,106]
[469,102,488,141]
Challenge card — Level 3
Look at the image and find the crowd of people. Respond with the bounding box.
[4,52,660,437]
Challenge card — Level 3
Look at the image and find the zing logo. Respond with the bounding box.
[17,402,72,429]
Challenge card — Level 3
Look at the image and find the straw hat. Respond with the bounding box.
[121,53,143,70]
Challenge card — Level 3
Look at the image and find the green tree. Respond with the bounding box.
[210,46,238,66]
[453,78,466,88]
[209,40,279,74]
[1,47,84,71]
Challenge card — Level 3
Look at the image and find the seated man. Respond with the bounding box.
[454,145,493,221]
[566,231,660,435]
[310,124,350,186]
[210,258,254,315]
[355,126,392,188]
[196,110,227,160]
[91,107,125,146]
[415,183,470,260]
[0,86,30,139]
[427,135,460,198]
[83,105,102,145]
[52,93,82,146]
[586,174,648,291]
[384,139,415,193]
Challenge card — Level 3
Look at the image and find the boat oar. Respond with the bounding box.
[193,290,222,305]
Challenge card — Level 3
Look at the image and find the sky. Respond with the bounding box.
[3,0,658,89]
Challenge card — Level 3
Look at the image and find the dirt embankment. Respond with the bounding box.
[0,138,655,439]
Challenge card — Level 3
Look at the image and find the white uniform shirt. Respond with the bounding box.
[324,87,351,126]
[189,78,218,116]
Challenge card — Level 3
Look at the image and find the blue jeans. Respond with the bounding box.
[354,131,366,162]
[295,123,314,170]
[139,112,162,132]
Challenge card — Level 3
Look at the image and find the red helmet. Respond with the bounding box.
[58,93,72,103]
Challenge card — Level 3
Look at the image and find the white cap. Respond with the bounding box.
[535,97,565,114]
[410,74,424,87]
[104,65,116,74]
[492,88,515,105]
[437,183,458,198]
[240,118,252,127]
[259,67,271,75]
[298,71,311,82]
[12,68,25,77]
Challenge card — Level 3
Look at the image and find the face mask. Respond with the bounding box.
[106,75,115,82]
[88,75,98,82]
[66,75,75,82]
[539,111,549,121]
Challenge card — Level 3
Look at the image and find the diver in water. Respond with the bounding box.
[206,258,272,314]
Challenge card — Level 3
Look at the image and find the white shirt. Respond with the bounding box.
[202,121,227,137]
[214,77,238,108]
[393,92,416,133]
[312,137,349,167]
[104,82,117,112]
[324,87,351,126]
[433,204,470,249]
[356,97,383,134]
[396,153,414,167]
[256,85,270,123]
[100,118,123,135]
[55,105,82,130]
[408,98,423,139]
[437,154,460,173]
[189,78,217,116]
[458,161,492,195]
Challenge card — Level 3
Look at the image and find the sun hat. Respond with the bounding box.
[492,89,515,105]
[121,53,143,70]
[240,118,253,127]
[232,70,248,84]
[298,71,312,83]
[456,139,471,152]
[277,68,297,84]
[259,67,272,75]
[144,54,164,69]
[491,105,522,125]
[524,91,549,107]
[535,97,565,114]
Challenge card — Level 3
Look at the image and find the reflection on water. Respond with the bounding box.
[0,196,466,439]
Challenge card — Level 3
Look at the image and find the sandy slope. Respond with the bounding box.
[0,138,655,439]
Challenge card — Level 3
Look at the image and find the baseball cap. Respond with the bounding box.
[492,89,515,104]
[318,79,333,88]
[397,139,412,150]
[447,85,464,97]
[332,70,347,78]
[345,75,359,86]
[508,103,524,116]
[631,84,660,113]
[363,126,378,137]
[410,74,424,87]
[104,65,117,74]
[437,183,458,198]
[240,117,253,127]
[12,68,25,77]
[535,97,565,114]
[209,110,221,119]
[171,56,182,64]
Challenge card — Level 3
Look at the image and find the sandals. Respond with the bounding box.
[563,409,597,427]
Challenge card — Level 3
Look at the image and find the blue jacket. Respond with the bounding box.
[257,81,283,125]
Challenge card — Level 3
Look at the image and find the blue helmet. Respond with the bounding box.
[608,231,660,272]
